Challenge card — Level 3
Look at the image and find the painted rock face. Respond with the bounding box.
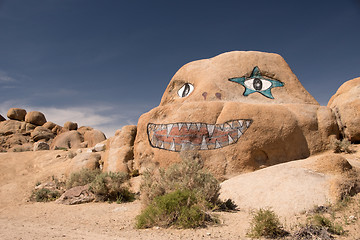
[134,51,339,179]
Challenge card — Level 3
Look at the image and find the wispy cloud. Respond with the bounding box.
[0,70,17,83]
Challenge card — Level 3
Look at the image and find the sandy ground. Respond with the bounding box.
[1,150,360,239]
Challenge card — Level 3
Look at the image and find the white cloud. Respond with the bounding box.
[0,70,16,83]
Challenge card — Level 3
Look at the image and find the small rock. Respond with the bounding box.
[33,142,50,151]
[94,143,105,152]
[56,185,95,205]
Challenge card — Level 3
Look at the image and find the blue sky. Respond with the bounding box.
[0,0,359,137]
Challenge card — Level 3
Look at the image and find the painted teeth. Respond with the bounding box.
[148,119,252,152]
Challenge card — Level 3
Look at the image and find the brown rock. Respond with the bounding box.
[43,121,56,130]
[33,141,50,151]
[7,108,26,121]
[31,126,55,142]
[63,121,78,131]
[25,111,47,126]
[77,126,93,135]
[102,125,137,173]
[51,124,63,134]
[312,154,352,174]
[328,77,360,141]
[0,114,6,122]
[133,51,338,178]
[83,129,106,148]
[50,131,83,150]
[56,185,95,205]
[67,152,101,172]
[0,120,23,135]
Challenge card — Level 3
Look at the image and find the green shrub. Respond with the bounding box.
[331,138,352,153]
[31,188,61,202]
[310,214,344,235]
[136,189,211,229]
[247,208,288,238]
[140,151,220,206]
[66,168,101,189]
[89,171,134,202]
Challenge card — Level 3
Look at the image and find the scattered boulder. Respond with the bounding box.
[63,121,78,131]
[0,114,5,122]
[77,126,93,135]
[25,111,47,126]
[51,131,83,150]
[56,185,95,205]
[33,141,50,151]
[94,143,106,152]
[83,129,106,148]
[67,152,101,172]
[134,51,339,178]
[328,77,360,141]
[7,108,26,121]
[43,121,56,130]
[31,126,55,142]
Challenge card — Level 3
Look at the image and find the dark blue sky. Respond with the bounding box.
[0,0,359,136]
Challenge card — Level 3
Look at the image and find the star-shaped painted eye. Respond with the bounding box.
[228,66,284,99]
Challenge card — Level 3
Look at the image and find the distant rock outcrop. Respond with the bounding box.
[0,108,107,153]
[328,77,360,142]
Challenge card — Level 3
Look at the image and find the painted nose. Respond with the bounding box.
[202,92,222,100]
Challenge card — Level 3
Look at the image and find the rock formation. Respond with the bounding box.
[0,108,107,153]
[133,51,340,178]
[328,77,360,142]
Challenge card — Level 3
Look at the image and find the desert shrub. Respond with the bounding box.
[136,189,212,229]
[89,171,134,202]
[247,208,288,238]
[31,188,61,202]
[331,138,352,153]
[66,168,101,189]
[309,214,344,235]
[140,151,220,206]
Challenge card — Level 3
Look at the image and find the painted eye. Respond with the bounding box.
[178,83,194,98]
[244,78,272,91]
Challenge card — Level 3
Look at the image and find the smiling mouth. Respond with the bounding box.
[147,119,252,152]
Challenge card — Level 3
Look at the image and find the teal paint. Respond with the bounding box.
[229,66,284,99]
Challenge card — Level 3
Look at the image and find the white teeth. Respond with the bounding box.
[228,135,234,144]
[167,124,173,136]
[178,123,183,131]
[218,124,224,131]
[170,139,176,151]
[238,120,244,127]
[238,129,243,138]
[186,123,192,130]
[215,140,221,149]
[207,124,215,137]
[160,142,164,149]
[246,120,251,128]
[228,122,233,128]
[196,123,201,131]
[200,136,208,150]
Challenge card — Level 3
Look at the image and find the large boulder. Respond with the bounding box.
[30,126,55,142]
[63,121,78,131]
[25,111,47,126]
[0,120,24,135]
[83,129,106,148]
[50,130,83,149]
[134,51,339,178]
[328,77,360,141]
[67,152,101,172]
[7,108,26,121]
[102,125,137,173]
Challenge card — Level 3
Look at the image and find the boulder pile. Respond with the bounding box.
[0,108,106,152]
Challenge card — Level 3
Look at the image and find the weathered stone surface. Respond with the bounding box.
[94,143,106,152]
[0,120,23,135]
[33,141,50,151]
[56,185,95,205]
[83,129,106,148]
[67,152,101,172]
[63,121,78,131]
[328,77,360,141]
[51,124,63,134]
[50,131,83,150]
[0,114,5,122]
[25,111,47,126]
[77,126,93,135]
[133,51,338,178]
[102,125,137,173]
[43,121,56,130]
[7,108,26,121]
[31,126,55,142]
